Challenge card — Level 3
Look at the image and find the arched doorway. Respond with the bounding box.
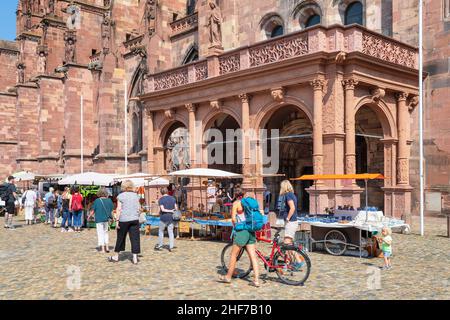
[261,105,313,212]
[355,105,384,210]
[163,121,190,173]
[204,113,242,174]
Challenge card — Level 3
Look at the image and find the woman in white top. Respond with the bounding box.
[23,187,37,225]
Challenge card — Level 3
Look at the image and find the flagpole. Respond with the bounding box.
[124,81,128,175]
[419,0,424,236]
[81,95,84,174]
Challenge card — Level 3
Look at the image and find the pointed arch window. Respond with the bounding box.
[182,45,199,65]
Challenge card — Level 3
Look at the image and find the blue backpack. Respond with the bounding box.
[235,197,264,232]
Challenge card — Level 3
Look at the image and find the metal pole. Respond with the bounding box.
[418,0,425,237]
[315,182,318,215]
[80,95,84,173]
[124,81,128,175]
[365,179,368,223]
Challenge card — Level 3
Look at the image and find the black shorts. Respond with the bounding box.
[6,202,15,215]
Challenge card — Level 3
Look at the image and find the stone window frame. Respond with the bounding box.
[181,43,199,65]
[335,0,366,27]
[444,0,450,21]
[292,1,324,30]
[259,13,285,39]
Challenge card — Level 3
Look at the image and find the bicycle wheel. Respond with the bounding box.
[220,243,252,279]
[273,245,311,286]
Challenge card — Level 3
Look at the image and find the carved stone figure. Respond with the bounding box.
[206,0,222,48]
[101,13,111,53]
[138,57,149,94]
[25,11,32,30]
[17,63,26,84]
[64,33,76,63]
[58,136,66,168]
[47,0,55,16]
[37,52,47,74]
[22,0,31,13]
[104,0,111,7]
[145,0,156,36]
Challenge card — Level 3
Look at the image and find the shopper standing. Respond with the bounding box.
[60,187,72,232]
[89,188,114,253]
[109,180,141,265]
[70,186,84,233]
[155,187,178,252]
[44,187,57,227]
[23,186,37,225]
[2,176,18,229]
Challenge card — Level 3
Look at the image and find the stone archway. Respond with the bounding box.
[202,111,242,174]
[256,102,314,212]
[161,121,190,173]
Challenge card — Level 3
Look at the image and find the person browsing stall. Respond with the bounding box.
[155,187,178,252]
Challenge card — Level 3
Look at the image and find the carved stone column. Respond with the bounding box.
[185,103,197,168]
[145,108,155,175]
[342,78,359,176]
[310,79,325,178]
[396,92,409,185]
[239,93,252,187]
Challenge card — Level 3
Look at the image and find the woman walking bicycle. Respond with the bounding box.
[218,188,260,287]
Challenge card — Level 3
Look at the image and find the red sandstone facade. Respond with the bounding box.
[0,0,446,219]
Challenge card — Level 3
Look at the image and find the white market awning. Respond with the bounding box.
[167,168,242,178]
[58,172,116,186]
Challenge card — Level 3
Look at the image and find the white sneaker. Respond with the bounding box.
[68,228,74,233]
[61,228,67,233]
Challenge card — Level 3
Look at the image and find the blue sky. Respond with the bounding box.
[0,1,18,41]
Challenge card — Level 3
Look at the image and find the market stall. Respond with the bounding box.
[291,174,411,258]
[147,168,243,240]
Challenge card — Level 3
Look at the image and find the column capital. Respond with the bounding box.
[342,78,359,90]
[310,78,326,91]
[185,103,197,113]
[238,93,252,103]
[395,92,409,102]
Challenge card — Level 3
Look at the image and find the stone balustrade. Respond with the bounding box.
[146,24,418,93]
[170,13,198,37]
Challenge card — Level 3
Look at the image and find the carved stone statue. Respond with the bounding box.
[145,0,156,36]
[37,52,47,74]
[58,136,66,168]
[25,11,32,30]
[206,0,222,48]
[101,13,111,53]
[64,33,76,63]
[138,57,149,94]
[17,63,26,84]
[47,0,55,16]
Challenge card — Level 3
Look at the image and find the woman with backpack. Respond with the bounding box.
[88,188,114,253]
[218,187,260,287]
[60,187,72,232]
[69,185,84,233]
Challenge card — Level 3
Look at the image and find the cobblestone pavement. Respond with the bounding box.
[0,216,449,300]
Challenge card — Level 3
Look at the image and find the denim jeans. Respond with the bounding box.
[158,221,175,249]
[61,208,72,228]
[45,206,57,224]
[72,210,83,228]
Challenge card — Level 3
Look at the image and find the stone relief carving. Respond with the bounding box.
[362,33,416,69]
[194,61,208,81]
[37,51,47,74]
[397,158,409,184]
[101,12,112,53]
[249,35,308,67]
[271,87,285,102]
[210,100,222,111]
[371,87,386,102]
[16,62,26,84]
[335,51,347,64]
[345,155,355,174]
[206,0,223,49]
[219,54,240,75]
[145,0,157,37]
[64,31,76,64]
[154,68,188,91]
[409,95,419,112]
[164,109,175,120]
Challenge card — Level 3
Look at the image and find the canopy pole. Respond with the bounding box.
[365,179,369,223]
[124,81,128,176]
[80,95,84,174]
[419,0,425,236]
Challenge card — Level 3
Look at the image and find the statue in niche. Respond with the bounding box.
[101,13,111,53]
[17,63,26,84]
[25,11,32,30]
[37,51,47,74]
[47,0,55,16]
[58,136,66,168]
[206,0,222,48]
[64,34,76,63]
[138,57,149,94]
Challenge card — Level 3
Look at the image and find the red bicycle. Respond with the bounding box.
[221,227,311,286]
